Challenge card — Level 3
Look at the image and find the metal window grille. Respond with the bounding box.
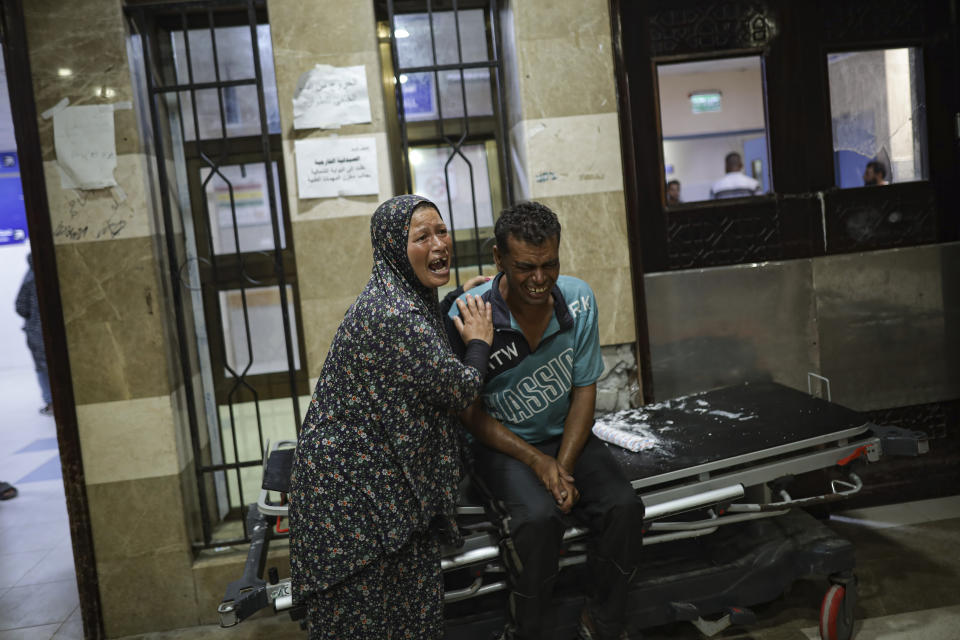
[126,0,303,548]
[382,0,513,285]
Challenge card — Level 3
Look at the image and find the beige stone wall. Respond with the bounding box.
[267,0,393,379]
[24,0,201,635]
[502,0,636,347]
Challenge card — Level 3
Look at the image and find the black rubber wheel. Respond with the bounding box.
[819,583,854,640]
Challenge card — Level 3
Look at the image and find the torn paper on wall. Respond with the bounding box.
[293,64,371,130]
[295,136,378,199]
[54,105,117,190]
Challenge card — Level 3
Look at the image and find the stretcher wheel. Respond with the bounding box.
[819,584,853,640]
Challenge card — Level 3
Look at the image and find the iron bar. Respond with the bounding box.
[246,0,302,435]
[200,459,264,473]
[151,77,258,94]
[396,59,499,73]
[135,8,214,547]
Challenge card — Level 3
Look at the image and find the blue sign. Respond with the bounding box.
[0,151,28,246]
[401,74,436,120]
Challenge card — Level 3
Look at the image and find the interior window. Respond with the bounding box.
[656,56,772,204]
[827,48,928,188]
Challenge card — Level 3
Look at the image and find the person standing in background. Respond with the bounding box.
[666,179,682,205]
[863,160,889,186]
[710,152,761,199]
[16,253,51,416]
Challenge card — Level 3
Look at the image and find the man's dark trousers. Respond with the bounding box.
[471,435,645,640]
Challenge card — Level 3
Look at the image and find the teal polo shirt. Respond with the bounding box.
[446,273,605,443]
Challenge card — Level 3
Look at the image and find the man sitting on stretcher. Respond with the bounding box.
[447,201,645,640]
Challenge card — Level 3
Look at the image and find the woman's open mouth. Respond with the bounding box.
[429,257,449,274]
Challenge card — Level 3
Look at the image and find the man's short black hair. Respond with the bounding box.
[667,179,680,188]
[725,152,743,172]
[866,160,887,178]
[494,201,561,253]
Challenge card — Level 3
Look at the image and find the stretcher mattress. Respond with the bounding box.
[593,381,868,485]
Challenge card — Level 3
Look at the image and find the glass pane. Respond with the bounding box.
[657,56,772,204]
[171,24,281,140]
[827,48,927,188]
[200,162,285,255]
[400,70,493,121]
[395,11,494,120]
[394,10,489,67]
[409,143,495,233]
[219,285,300,377]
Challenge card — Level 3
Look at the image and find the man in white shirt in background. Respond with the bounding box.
[710,151,762,199]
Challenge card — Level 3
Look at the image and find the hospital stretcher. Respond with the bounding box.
[218,379,928,639]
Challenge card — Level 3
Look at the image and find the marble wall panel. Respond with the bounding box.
[292,216,374,302]
[572,266,636,346]
[77,394,183,485]
[55,237,171,404]
[511,0,613,43]
[268,0,378,58]
[515,38,617,122]
[510,113,624,200]
[178,453,205,562]
[538,191,630,272]
[96,550,198,636]
[536,192,633,345]
[506,0,617,121]
[44,155,154,245]
[86,474,191,561]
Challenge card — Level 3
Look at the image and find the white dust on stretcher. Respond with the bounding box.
[592,407,676,454]
[645,392,759,421]
[592,392,759,453]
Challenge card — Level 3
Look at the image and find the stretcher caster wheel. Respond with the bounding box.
[819,583,854,640]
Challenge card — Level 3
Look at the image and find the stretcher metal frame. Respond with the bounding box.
[217,380,929,638]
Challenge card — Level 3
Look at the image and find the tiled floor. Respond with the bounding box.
[0,368,80,640]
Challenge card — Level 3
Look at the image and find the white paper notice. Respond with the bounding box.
[293,64,372,130]
[295,137,379,199]
[54,105,118,190]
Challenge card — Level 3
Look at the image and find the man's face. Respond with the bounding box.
[494,234,560,308]
[667,183,680,203]
[863,166,879,186]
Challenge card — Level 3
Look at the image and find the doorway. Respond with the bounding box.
[0,0,102,637]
